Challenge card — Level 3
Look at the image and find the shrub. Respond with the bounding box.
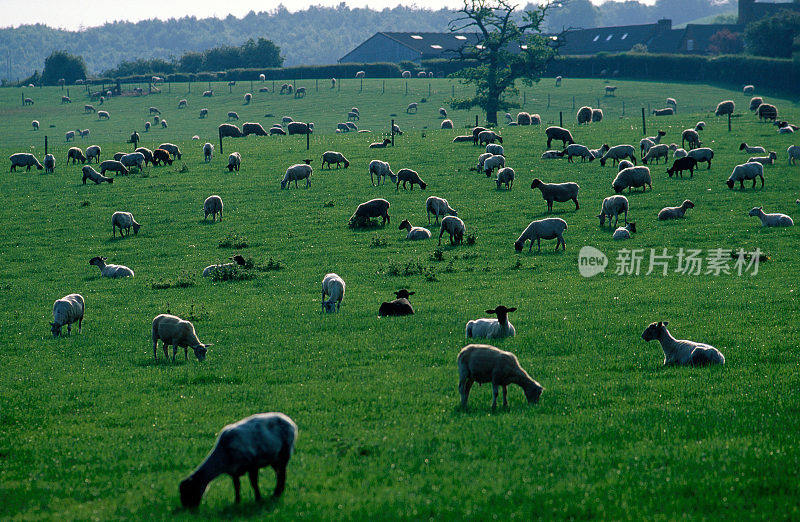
[218,233,249,249]
[151,272,195,289]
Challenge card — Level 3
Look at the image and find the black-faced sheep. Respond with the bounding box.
[457,344,543,410]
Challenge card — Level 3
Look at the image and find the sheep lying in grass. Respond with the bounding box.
[369,160,395,186]
[204,195,224,221]
[399,219,431,240]
[747,151,778,166]
[350,198,390,227]
[51,293,84,337]
[152,314,209,362]
[748,207,794,227]
[369,138,391,148]
[396,168,426,190]
[203,255,247,277]
[597,195,629,228]
[321,151,349,169]
[788,145,800,165]
[496,167,514,189]
[439,216,466,245]
[740,143,765,155]
[82,166,113,184]
[514,218,567,252]
[378,289,415,317]
[453,135,474,142]
[227,152,241,172]
[426,196,457,224]
[321,273,346,312]
[530,178,579,212]
[658,200,694,220]
[112,211,141,237]
[457,344,543,410]
[179,411,297,508]
[652,108,674,116]
[726,162,764,190]
[89,256,133,278]
[203,143,214,162]
[9,153,43,172]
[541,150,564,159]
[281,164,313,189]
[466,305,516,339]
[642,321,724,366]
[612,222,636,240]
[613,166,652,193]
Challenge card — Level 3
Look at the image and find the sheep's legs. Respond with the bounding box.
[248,469,261,501]
[502,386,508,408]
[491,384,499,410]
[163,342,169,360]
[459,378,473,409]
[572,197,579,210]
[78,318,82,332]
[184,346,189,360]
[232,475,241,503]
[272,463,287,497]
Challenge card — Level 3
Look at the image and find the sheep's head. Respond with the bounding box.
[597,213,606,226]
[514,240,524,252]
[600,157,607,167]
[726,179,735,189]
[523,380,543,404]
[642,321,668,341]
[626,222,637,233]
[89,256,106,267]
[683,200,695,210]
[739,143,747,151]
[398,219,411,231]
[748,207,763,217]
[530,178,543,190]
[487,306,516,326]
[343,160,350,168]
[230,255,246,266]
[179,476,206,509]
[51,322,62,337]
[323,301,337,313]
[394,289,414,299]
[192,344,209,362]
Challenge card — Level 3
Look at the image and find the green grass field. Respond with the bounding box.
[1,77,799,520]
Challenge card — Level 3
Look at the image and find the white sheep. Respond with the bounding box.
[478,130,502,146]
[640,138,655,156]
[9,153,43,172]
[541,150,564,159]
[600,145,637,166]
[726,162,764,190]
[369,160,396,186]
[120,153,145,173]
[398,219,431,240]
[597,195,629,228]
[496,167,514,189]
[85,145,101,164]
[439,215,466,245]
[281,164,313,189]
[89,256,134,278]
[695,121,706,131]
[406,102,418,113]
[152,313,209,362]
[51,293,84,337]
[465,305,516,339]
[82,165,113,184]
[564,144,594,163]
[642,321,724,366]
[111,211,141,237]
[748,207,793,227]
[486,144,504,156]
[681,129,701,150]
[322,151,349,169]
[714,100,735,116]
[739,143,765,154]
[321,273,346,312]
[743,85,754,94]
[778,126,794,134]
[673,148,688,159]
[159,143,182,159]
[457,344,543,410]
[617,160,634,171]
[613,166,652,193]
[65,130,75,142]
[530,178,580,212]
[203,142,214,162]
[658,200,694,220]
[203,255,247,277]
[687,147,714,169]
[642,144,669,165]
[476,152,492,172]
[612,222,636,240]
[178,413,297,508]
[514,218,567,252]
[32,120,39,131]
[590,144,609,159]
[788,145,800,165]
[747,151,778,166]
[204,195,224,221]
[227,152,241,172]
[426,196,457,224]
[441,119,453,129]
[97,110,110,120]
[482,155,506,177]
[44,153,55,173]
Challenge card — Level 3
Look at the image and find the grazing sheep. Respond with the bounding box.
[576,106,593,125]
[218,123,244,139]
[31,120,39,131]
[203,143,214,162]
[79,129,90,138]
[227,111,239,121]
[67,147,86,165]
[152,314,209,362]
[330,78,336,89]
[203,90,213,97]
[399,219,431,240]
[396,168,426,190]
[199,108,208,118]
[203,255,247,277]
[478,130,503,146]
[482,154,505,176]
[681,129,701,150]
[378,290,415,316]
[642,144,669,165]
[43,153,55,173]
[564,144,595,163]
[369,160,396,186]
[642,321,724,366]
[749,97,763,112]
[516,112,531,125]
[591,108,603,122]
[600,145,637,166]
[714,100,735,116]
[687,147,714,169]
[10,153,43,172]
[61,95,71,104]
[739,143,765,155]
[119,153,145,173]
[695,121,706,131]
[161,120,168,128]
[465,306,516,340]
[666,97,677,109]
[758,103,777,122]
[640,138,655,156]
[406,102,418,114]
[590,144,609,159]
[439,107,447,118]
[321,151,349,169]
[486,144,504,156]
[667,157,698,178]
[673,148,687,159]
[514,218,567,252]
[748,207,793,227]
[555,76,562,86]
[541,150,565,159]
[347,111,359,121]
[144,121,151,132]
[743,85,754,94]
[82,165,113,184]
[97,110,110,120]
[426,196,457,224]
[726,162,764,190]
[613,166,652,193]
[612,221,636,240]
[244,93,252,104]
[242,122,268,137]
[597,195,629,228]
[100,160,128,176]
[788,145,800,165]
[84,145,101,163]
[617,159,634,171]
[152,149,172,166]
[604,86,617,96]
[658,200,694,220]
[287,122,313,135]
[84,104,95,113]
[391,123,402,136]
[471,126,488,145]
[159,143,182,160]
[438,215,466,246]
[89,256,133,278]
[530,178,580,212]
[204,195,224,221]
[476,152,492,172]
[441,119,454,129]
[402,70,412,79]
[51,293,84,337]
[457,344,543,410]
[111,211,141,237]
[226,152,242,172]
[23,97,34,106]
[113,152,125,162]
[65,130,75,142]
[355,71,365,78]
[321,273,346,312]
[281,164,312,189]
[496,167,514,189]
[748,151,778,166]
[652,108,674,116]
[350,198,391,227]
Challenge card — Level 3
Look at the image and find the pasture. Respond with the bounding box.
[1,77,799,520]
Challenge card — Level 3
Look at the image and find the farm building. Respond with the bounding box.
[338,32,482,63]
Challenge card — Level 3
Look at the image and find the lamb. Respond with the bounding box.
[204,195,224,221]
[441,119,454,129]
[747,151,778,166]
[714,100,735,116]
[516,112,531,125]
[604,86,617,96]
[369,139,391,149]
[482,154,505,176]
[120,153,145,172]
[673,148,687,159]
[640,138,655,156]
[65,130,75,142]
[486,144,504,156]
[88,256,133,278]
[743,85,754,94]
[203,255,247,278]
[514,218,567,252]
[378,290,415,317]
[228,111,240,121]
[100,160,128,176]
[658,200,694,220]
[438,215,466,246]
[97,110,110,120]
[681,129,701,150]
[592,109,603,122]
[465,305,516,340]
[564,144,595,163]
[406,102,418,113]
[757,103,777,122]
[44,154,55,173]
[227,152,242,172]
[321,151,349,169]
[612,166,652,193]
[369,160,396,186]
[471,126,488,145]
[641,321,724,366]
[457,344,543,410]
[739,143,765,155]
[321,273,346,312]
[496,167,514,189]
[199,108,208,118]
[612,221,636,240]
[111,211,141,237]
[652,108,674,116]
[152,313,209,362]
[350,198,391,227]
[642,144,669,165]
[530,178,579,212]
[84,104,95,113]
[597,195,629,228]
[203,143,214,162]
[426,196,457,224]
[726,162,764,190]
[144,121,151,131]
[159,143,182,159]
[9,153,43,172]
[748,207,793,227]
[67,147,86,165]
[242,122,268,136]
[478,130,503,146]
[244,93,252,104]
[749,97,763,112]
[82,165,113,184]
[152,149,172,166]
[600,145,637,166]
[85,145,101,163]
[590,144,609,159]
[31,120,39,131]
[399,219,431,240]
[439,107,447,118]
[788,145,800,165]
[50,293,84,337]
[576,106,593,125]
[396,168,426,190]
[666,157,698,178]
[287,122,313,135]
[218,123,244,138]
[687,147,714,169]
[541,150,564,159]
[202,90,213,97]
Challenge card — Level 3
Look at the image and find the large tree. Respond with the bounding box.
[449,0,559,125]
[745,9,800,58]
[41,50,87,85]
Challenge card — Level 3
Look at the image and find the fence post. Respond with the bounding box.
[523,92,526,105]
[360,78,363,92]
[44,135,48,156]
[405,82,408,95]
[572,96,575,110]
[316,79,318,92]
[452,85,455,98]
[250,80,253,92]
[21,92,24,106]
[597,97,600,108]
[219,128,223,155]
[391,119,395,146]
[307,132,310,150]
[382,80,385,94]
[547,93,550,109]
[559,111,563,128]
[475,115,479,127]
[272,80,275,93]
[641,108,647,136]
[728,113,731,132]
[428,83,431,97]
[622,100,625,116]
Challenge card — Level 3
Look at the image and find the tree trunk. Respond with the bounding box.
[486,109,498,125]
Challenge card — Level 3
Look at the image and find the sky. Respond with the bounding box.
[0,0,655,31]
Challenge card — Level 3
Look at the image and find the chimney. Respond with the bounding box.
[656,19,672,34]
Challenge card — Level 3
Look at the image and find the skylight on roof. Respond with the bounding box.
[592,35,600,42]
[411,35,423,40]
[520,44,528,50]
[606,34,613,41]
[430,44,442,49]
[621,33,628,39]
[454,35,467,40]
[476,44,485,50]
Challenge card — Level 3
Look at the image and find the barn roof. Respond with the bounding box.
[557,20,676,54]
[379,32,483,58]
